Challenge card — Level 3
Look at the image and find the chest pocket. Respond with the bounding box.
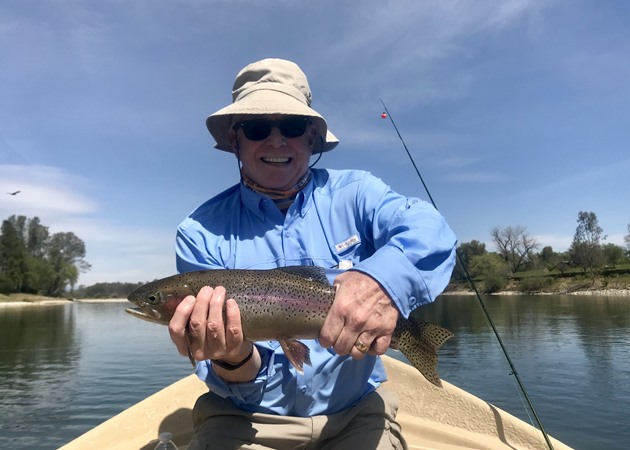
[334,233,362,261]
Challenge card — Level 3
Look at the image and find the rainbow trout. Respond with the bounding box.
[126,266,453,387]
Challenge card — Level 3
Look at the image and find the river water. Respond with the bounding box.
[0,294,628,450]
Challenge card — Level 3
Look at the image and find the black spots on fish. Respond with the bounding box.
[392,317,454,388]
[275,266,330,285]
[132,266,335,331]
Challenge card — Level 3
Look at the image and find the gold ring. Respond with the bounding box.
[354,339,370,353]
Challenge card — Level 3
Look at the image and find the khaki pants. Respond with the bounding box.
[188,388,407,450]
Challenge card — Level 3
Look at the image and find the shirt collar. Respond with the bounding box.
[240,183,268,221]
[239,176,315,220]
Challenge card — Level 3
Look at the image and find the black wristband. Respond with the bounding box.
[211,346,254,371]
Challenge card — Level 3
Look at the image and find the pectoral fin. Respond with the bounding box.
[279,339,312,374]
[186,325,196,368]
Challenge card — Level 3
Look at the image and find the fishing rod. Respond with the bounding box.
[379,99,555,450]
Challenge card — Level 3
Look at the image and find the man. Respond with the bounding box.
[169,58,457,449]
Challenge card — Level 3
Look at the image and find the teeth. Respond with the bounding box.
[263,157,290,163]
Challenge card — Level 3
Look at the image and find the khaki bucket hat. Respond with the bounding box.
[206,58,339,154]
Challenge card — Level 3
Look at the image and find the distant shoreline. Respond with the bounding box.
[442,288,630,297]
[0,297,128,308]
[1,288,629,310]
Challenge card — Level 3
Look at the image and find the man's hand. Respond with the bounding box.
[168,286,259,381]
[319,270,399,359]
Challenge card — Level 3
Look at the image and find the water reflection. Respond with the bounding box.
[0,304,80,372]
[410,294,630,449]
[0,304,80,448]
[1,297,629,449]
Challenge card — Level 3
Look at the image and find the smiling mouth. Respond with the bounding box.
[262,157,291,165]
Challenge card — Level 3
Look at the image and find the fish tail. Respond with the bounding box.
[393,318,453,387]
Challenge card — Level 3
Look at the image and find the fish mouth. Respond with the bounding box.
[125,306,164,323]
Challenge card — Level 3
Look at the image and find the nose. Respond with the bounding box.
[266,126,286,147]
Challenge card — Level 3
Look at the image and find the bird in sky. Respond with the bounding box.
[7,190,21,196]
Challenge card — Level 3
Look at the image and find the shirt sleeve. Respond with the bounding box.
[175,220,223,272]
[351,174,457,318]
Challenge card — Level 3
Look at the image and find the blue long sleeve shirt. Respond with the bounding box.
[176,168,457,417]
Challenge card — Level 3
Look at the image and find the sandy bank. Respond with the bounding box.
[0,298,129,308]
[0,299,73,307]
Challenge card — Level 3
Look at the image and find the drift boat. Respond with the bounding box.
[60,356,572,450]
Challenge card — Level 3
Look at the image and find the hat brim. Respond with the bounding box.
[206,89,338,154]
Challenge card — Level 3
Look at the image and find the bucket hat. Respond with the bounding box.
[206,58,339,154]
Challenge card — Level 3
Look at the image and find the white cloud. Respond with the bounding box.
[0,165,97,219]
[73,221,176,286]
[316,0,550,107]
[0,164,175,286]
[534,234,573,252]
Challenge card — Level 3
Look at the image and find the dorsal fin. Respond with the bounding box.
[276,266,330,285]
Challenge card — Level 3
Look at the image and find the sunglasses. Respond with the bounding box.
[234,117,310,141]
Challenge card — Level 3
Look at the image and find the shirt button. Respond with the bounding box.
[285,231,291,238]
[300,385,307,392]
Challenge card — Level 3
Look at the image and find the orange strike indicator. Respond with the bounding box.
[381,112,387,119]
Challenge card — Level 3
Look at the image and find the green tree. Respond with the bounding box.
[490,225,539,273]
[602,243,626,267]
[470,252,509,293]
[45,232,91,296]
[27,217,49,258]
[625,224,630,258]
[453,240,487,282]
[0,215,91,296]
[0,219,28,292]
[569,211,605,277]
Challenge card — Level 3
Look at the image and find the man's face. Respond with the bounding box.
[229,115,315,190]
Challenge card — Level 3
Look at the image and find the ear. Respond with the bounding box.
[308,127,317,151]
[228,128,239,154]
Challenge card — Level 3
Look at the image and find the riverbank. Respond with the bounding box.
[0,293,127,307]
[445,274,630,297]
[2,287,629,308]
[442,288,630,296]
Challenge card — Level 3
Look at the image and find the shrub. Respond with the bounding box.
[516,276,551,293]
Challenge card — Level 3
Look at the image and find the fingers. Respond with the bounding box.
[321,304,378,359]
[320,271,399,360]
[320,300,370,358]
[368,335,391,356]
[224,298,244,352]
[351,333,373,360]
[168,294,197,357]
[205,286,227,357]
[168,286,249,362]
[319,308,345,349]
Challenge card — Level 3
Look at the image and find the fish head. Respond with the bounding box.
[126,279,195,325]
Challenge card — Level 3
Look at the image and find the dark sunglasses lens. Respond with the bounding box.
[241,121,272,141]
[239,117,308,141]
[277,118,308,138]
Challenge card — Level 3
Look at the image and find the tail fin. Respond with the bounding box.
[392,318,454,387]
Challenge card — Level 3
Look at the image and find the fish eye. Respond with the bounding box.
[147,295,159,304]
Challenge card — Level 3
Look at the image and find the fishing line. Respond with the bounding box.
[379,98,555,450]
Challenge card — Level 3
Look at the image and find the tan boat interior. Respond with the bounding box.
[60,356,572,450]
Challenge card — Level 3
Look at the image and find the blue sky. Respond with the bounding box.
[1,0,629,287]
